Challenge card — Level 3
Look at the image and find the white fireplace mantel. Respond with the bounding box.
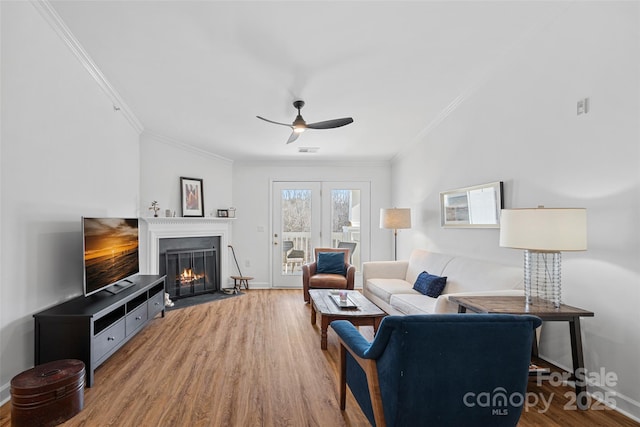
[139,217,234,287]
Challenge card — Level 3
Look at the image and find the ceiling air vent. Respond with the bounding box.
[298,147,319,154]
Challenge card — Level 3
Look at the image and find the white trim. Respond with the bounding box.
[143,130,234,165]
[391,2,573,164]
[31,0,144,134]
[139,217,233,288]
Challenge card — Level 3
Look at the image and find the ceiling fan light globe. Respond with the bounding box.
[293,127,305,134]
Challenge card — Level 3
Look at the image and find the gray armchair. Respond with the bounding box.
[337,241,357,264]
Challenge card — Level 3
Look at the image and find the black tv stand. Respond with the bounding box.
[34,274,166,387]
[104,279,135,295]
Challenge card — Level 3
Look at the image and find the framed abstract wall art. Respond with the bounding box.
[180,177,204,217]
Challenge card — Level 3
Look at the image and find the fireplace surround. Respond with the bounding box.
[139,218,232,292]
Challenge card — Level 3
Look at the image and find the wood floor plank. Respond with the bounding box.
[0,289,637,426]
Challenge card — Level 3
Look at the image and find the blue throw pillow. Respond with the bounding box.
[413,271,447,298]
[316,252,346,275]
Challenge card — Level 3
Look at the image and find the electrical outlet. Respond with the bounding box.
[577,97,590,115]
[245,260,251,268]
[257,226,264,232]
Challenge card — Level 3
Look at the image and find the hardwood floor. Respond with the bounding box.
[1,289,637,426]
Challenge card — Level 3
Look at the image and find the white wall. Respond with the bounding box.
[0,2,141,401]
[391,2,639,419]
[139,132,233,218]
[231,161,391,286]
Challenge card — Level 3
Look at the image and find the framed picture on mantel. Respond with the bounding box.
[180,177,204,217]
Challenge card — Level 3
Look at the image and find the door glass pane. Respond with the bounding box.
[331,189,361,270]
[281,189,312,275]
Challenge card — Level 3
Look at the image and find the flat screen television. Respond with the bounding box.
[82,217,140,296]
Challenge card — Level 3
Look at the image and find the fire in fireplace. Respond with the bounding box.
[164,247,218,299]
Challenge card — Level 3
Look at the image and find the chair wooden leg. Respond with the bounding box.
[364,360,386,427]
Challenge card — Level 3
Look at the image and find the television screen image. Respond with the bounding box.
[83,217,139,296]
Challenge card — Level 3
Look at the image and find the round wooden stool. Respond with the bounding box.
[11,359,85,427]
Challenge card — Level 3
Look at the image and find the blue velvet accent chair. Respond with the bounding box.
[331,314,542,427]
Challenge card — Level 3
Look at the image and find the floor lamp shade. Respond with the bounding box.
[380,208,412,230]
[380,208,411,260]
[500,207,587,307]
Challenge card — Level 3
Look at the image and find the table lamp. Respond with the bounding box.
[380,208,411,260]
[499,207,587,308]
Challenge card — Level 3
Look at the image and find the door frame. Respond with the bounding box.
[270,180,370,288]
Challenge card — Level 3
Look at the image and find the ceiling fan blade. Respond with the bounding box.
[306,117,354,130]
[256,116,293,128]
[286,131,300,144]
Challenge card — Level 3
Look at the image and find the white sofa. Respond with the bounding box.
[363,249,524,315]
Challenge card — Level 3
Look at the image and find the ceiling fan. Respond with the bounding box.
[257,100,354,144]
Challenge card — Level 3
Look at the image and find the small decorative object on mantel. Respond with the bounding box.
[149,201,160,217]
[228,207,236,218]
[180,177,204,217]
[217,209,229,218]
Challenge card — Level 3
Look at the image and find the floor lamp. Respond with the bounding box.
[380,208,412,260]
[499,207,587,308]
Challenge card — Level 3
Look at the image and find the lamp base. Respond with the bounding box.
[523,250,562,308]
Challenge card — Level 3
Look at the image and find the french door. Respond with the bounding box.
[271,181,370,288]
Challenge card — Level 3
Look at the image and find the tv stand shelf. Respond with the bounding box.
[33,274,166,387]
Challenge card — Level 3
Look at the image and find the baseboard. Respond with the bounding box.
[0,381,10,407]
[587,382,640,422]
[538,354,640,422]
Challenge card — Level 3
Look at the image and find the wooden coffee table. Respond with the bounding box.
[308,289,386,350]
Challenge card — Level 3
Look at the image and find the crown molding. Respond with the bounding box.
[391,2,573,165]
[32,0,144,134]
[142,130,234,165]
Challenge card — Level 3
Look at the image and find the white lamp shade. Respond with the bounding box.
[380,208,412,229]
[499,208,587,251]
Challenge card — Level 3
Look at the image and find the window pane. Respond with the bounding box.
[281,189,311,274]
[331,189,360,270]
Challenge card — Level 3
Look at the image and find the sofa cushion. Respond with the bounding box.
[316,252,345,275]
[390,293,438,315]
[366,278,415,304]
[309,274,347,288]
[413,272,448,298]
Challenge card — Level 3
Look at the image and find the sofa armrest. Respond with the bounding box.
[434,289,525,314]
[363,260,409,285]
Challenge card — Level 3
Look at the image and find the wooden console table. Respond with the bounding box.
[449,295,594,410]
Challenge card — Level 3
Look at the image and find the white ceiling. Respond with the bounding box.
[49,1,566,162]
